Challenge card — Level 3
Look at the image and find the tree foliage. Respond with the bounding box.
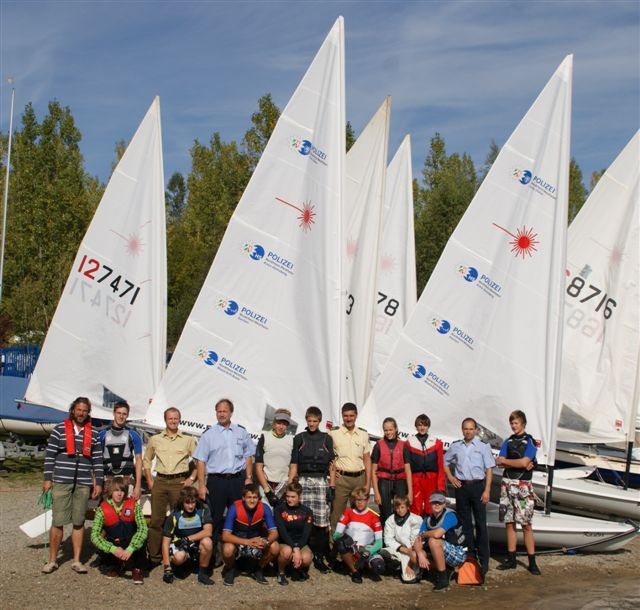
[568,157,587,224]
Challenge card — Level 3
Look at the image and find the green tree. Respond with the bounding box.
[589,169,605,194]
[568,158,587,224]
[165,171,187,225]
[243,93,280,172]
[478,139,500,186]
[1,101,100,343]
[345,121,355,152]
[414,133,477,292]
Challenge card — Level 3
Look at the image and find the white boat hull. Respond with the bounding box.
[486,503,638,552]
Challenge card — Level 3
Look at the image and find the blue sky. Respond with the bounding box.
[1,1,638,186]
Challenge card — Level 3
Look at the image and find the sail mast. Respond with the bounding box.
[0,81,15,306]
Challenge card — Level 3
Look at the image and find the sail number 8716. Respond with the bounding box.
[566,276,616,319]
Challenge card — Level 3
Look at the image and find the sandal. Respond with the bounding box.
[70,561,88,574]
[41,561,59,574]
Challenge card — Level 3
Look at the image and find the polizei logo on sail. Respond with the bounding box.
[406,362,450,397]
[217,298,269,330]
[243,242,295,277]
[511,167,557,200]
[290,136,328,166]
[431,317,475,350]
[457,264,502,299]
[197,348,248,382]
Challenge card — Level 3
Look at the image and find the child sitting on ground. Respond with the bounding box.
[381,494,422,583]
[333,486,385,584]
[90,476,147,584]
[161,487,213,585]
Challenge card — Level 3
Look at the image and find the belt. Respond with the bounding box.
[156,472,189,480]
[338,469,365,478]
[459,478,485,485]
[208,471,244,479]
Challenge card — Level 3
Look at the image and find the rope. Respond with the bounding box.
[38,489,53,556]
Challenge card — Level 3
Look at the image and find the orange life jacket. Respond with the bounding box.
[64,418,92,458]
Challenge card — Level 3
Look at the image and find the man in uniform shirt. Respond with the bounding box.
[443,417,495,578]
[329,402,372,533]
[195,398,255,565]
[143,407,198,565]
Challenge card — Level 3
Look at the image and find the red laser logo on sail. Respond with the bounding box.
[275,197,316,232]
[493,223,539,258]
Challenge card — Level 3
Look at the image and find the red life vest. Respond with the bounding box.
[233,499,266,538]
[376,439,406,480]
[100,497,137,547]
[64,419,92,458]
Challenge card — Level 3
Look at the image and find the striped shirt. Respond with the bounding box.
[43,421,104,486]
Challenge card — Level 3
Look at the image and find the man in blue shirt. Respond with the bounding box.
[195,398,255,571]
[413,492,466,592]
[443,417,495,579]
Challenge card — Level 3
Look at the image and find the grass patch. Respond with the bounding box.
[0,457,44,484]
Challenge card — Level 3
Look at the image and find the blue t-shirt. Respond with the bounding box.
[419,509,458,535]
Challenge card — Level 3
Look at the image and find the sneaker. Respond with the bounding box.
[313,555,330,573]
[497,555,517,570]
[253,568,268,585]
[41,562,59,574]
[528,564,541,576]
[105,568,119,579]
[162,569,174,584]
[132,568,143,584]
[433,571,449,592]
[223,569,235,587]
[277,573,288,586]
[350,570,363,584]
[198,572,214,586]
[70,562,88,574]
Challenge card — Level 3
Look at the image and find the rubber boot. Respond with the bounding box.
[433,570,449,592]
[527,554,541,575]
[497,551,517,570]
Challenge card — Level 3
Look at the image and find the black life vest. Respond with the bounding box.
[296,430,332,475]
[100,497,137,547]
[232,499,267,539]
[503,433,536,481]
[376,438,406,479]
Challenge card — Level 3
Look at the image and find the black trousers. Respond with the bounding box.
[454,480,490,572]
[377,478,408,532]
[206,473,245,544]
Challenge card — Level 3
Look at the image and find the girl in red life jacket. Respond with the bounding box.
[90,476,147,583]
[371,418,413,530]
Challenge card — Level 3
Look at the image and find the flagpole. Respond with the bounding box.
[0,78,16,307]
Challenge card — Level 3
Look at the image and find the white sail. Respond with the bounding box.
[342,97,390,408]
[557,131,640,444]
[361,57,573,466]
[145,19,345,434]
[369,134,417,389]
[25,98,167,420]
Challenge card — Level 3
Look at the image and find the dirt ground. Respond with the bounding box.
[1,478,638,610]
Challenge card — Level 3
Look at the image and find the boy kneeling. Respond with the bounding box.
[161,487,213,585]
[333,486,385,584]
[90,476,148,584]
[221,483,280,586]
[413,491,466,591]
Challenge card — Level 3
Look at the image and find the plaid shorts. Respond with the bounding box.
[500,479,535,525]
[443,541,467,567]
[236,544,263,560]
[299,475,329,527]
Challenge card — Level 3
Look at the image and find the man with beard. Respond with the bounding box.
[42,396,104,574]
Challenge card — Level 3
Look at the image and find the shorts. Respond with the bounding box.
[237,544,264,560]
[51,482,91,527]
[442,541,466,567]
[169,540,199,562]
[299,475,330,527]
[500,478,535,525]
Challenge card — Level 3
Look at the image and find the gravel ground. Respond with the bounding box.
[1,478,639,610]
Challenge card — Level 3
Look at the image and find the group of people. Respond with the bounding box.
[41,395,541,590]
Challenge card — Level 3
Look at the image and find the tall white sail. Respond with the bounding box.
[25,98,167,420]
[557,131,639,444]
[145,19,345,434]
[361,57,573,466]
[369,135,416,389]
[342,97,390,408]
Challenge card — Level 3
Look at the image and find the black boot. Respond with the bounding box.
[433,570,449,591]
[527,554,541,575]
[497,552,517,570]
[313,554,330,573]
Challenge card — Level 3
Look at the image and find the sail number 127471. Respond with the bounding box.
[77,254,141,305]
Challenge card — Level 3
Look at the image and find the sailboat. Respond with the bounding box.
[554,130,640,489]
[22,98,167,421]
[144,19,345,435]
[369,134,417,390]
[361,57,637,551]
[342,97,390,408]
